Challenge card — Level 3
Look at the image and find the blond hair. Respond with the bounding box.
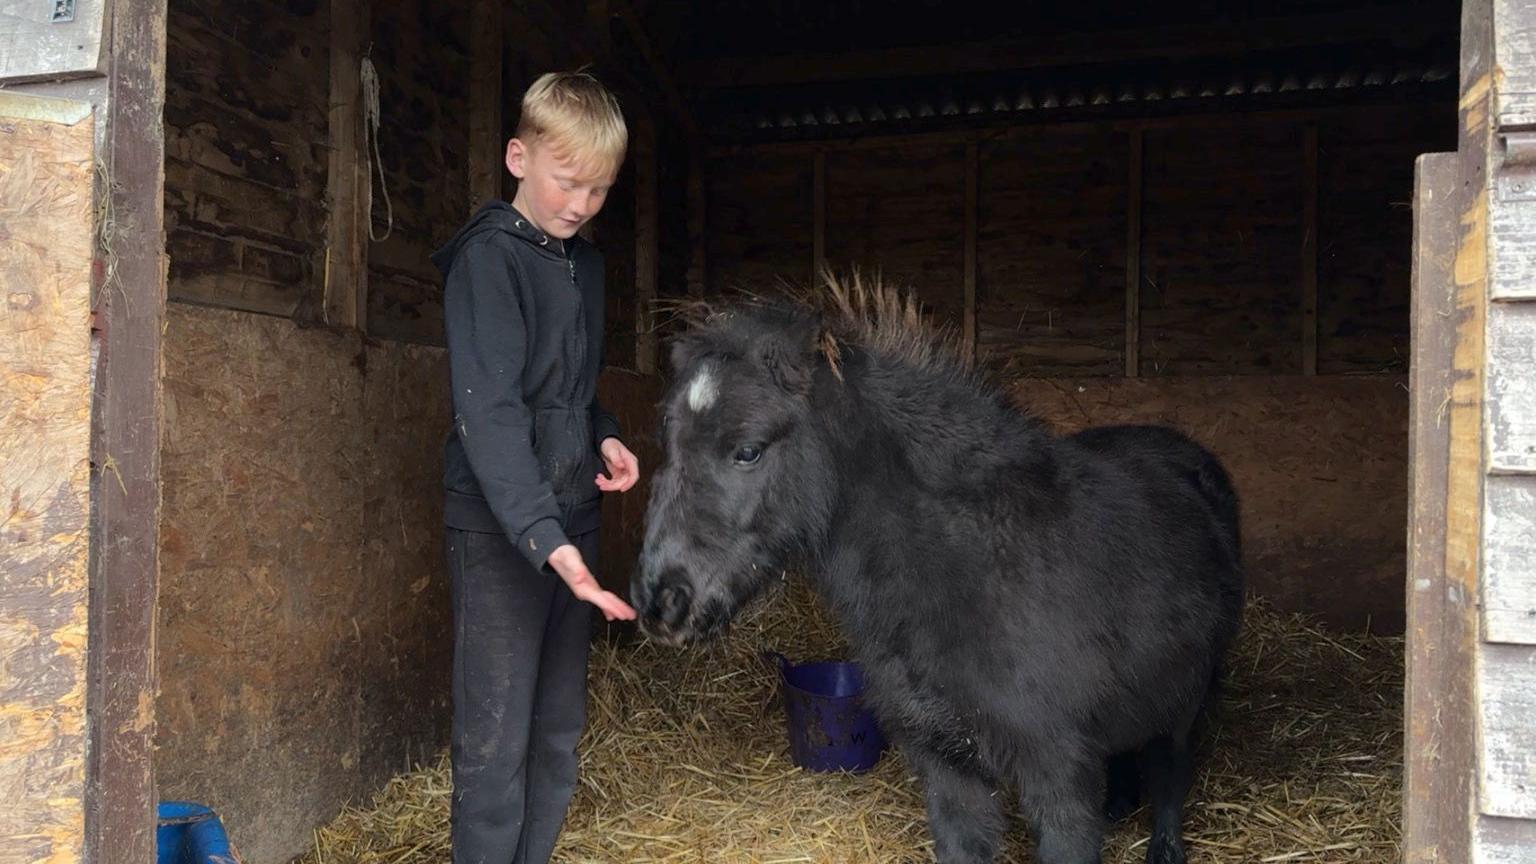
[516,71,628,178]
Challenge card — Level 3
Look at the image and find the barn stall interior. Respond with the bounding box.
[145,0,1460,861]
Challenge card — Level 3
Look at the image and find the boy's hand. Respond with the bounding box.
[597,437,640,493]
[547,544,637,621]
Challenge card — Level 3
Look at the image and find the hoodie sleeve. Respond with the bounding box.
[444,240,570,571]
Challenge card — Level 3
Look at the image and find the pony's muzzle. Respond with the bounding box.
[634,566,694,642]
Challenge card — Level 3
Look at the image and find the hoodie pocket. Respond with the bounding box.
[532,409,593,501]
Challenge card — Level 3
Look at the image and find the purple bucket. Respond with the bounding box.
[766,651,886,773]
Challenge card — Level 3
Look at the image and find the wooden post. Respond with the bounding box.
[468,0,504,209]
[325,0,369,331]
[813,150,827,283]
[686,145,707,297]
[1125,128,1143,377]
[634,110,658,374]
[1302,124,1319,375]
[89,0,168,860]
[963,141,978,361]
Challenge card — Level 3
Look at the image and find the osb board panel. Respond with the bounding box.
[706,150,812,295]
[356,340,453,783]
[158,305,452,864]
[1010,374,1408,633]
[364,0,471,344]
[0,99,94,864]
[1317,104,1456,373]
[977,128,1129,377]
[1141,121,1305,375]
[826,142,967,329]
[164,0,328,318]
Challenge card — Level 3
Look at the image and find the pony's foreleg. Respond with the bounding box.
[1019,750,1107,864]
[907,745,1006,864]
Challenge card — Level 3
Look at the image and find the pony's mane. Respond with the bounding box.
[667,269,976,380]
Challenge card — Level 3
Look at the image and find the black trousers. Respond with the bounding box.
[446,527,595,864]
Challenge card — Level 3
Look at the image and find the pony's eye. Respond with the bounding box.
[733,445,762,466]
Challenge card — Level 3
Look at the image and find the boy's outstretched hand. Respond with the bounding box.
[547,544,637,621]
[597,437,640,492]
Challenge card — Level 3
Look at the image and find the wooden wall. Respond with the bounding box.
[156,306,452,864]
[702,100,1456,631]
[158,0,468,859]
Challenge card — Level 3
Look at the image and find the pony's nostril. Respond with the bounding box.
[655,576,692,628]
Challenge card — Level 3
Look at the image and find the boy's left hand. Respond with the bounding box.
[597,437,640,492]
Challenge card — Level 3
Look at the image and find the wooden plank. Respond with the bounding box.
[704,150,811,294]
[1476,814,1536,863]
[0,0,108,82]
[1483,475,1536,644]
[682,4,1450,88]
[468,0,503,210]
[634,110,658,374]
[1493,0,1536,128]
[1125,128,1142,377]
[812,150,826,281]
[1302,124,1319,375]
[325,0,367,329]
[87,0,167,860]
[975,128,1127,377]
[0,89,95,864]
[825,142,966,327]
[1140,121,1304,375]
[1478,644,1536,818]
[1488,302,1536,472]
[1403,150,1477,864]
[1490,0,1536,301]
[963,141,977,360]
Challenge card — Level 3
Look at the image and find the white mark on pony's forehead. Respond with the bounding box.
[686,365,719,413]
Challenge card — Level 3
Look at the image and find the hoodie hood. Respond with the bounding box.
[431,200,580,276]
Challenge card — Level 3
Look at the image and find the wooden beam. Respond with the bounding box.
[1403,152,1475,864]
[468,0,504,209]
[1302,124,1319,375]
[683,4,1452,89]
[1402,0,1491,853]
[963,141,977,361]
[324,0,369,331]
[634,110,658,374]
[1125,128,1143,377]
[87,0,168,861]
[812,150,826,282]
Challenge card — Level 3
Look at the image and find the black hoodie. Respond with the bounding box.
[431,201,621,572]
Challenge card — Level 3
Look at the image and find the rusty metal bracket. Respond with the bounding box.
[1496,128,1536,203]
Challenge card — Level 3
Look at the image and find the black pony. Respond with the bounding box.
[633,274,1244,864]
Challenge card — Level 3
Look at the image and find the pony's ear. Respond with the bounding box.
[669,332,705,376]
[754,309,825,394]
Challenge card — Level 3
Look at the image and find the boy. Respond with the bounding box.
[430,71,640,864]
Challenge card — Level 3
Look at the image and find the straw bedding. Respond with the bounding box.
[297,576,1402,864]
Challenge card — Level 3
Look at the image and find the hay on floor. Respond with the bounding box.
[297,577,1402,863]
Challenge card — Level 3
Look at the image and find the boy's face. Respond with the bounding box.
[506,136,617,240]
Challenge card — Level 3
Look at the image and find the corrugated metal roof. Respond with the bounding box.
[699,45,1456,139]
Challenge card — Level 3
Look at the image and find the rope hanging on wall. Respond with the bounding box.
[361,51,394,243]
